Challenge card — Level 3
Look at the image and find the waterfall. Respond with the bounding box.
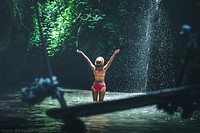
[125,0,164,92]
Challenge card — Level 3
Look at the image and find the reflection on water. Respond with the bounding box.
[0,87,200,133]
[84,115,108,133]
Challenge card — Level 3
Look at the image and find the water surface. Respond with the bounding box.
[0,87,199,133]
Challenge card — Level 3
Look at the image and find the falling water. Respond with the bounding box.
[124,0,176,92]
[142,0,162,89]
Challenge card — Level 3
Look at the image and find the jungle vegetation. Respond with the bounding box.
[0,0,199,91]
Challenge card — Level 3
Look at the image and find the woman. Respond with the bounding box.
[77,49,120,101]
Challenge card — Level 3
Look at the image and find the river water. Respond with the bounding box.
[0,87,199,133]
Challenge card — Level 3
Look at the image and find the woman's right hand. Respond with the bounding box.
[77,49,82,54]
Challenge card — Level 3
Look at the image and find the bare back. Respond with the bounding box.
[93,67,106,84]
[77,48,120,85]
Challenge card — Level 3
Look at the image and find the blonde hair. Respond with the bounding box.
[95,56,104,66]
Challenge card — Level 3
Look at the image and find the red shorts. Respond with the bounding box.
[92,83,106,91]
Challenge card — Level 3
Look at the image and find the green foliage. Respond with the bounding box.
[7,0,24,22]
[29,0,105,56]
[0,0,33,57]
[94,1,128,55]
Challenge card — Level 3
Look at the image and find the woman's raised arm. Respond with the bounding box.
[77,49,95,70]
[104,49,120,71]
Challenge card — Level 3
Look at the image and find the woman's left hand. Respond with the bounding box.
[114,49,120,54]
